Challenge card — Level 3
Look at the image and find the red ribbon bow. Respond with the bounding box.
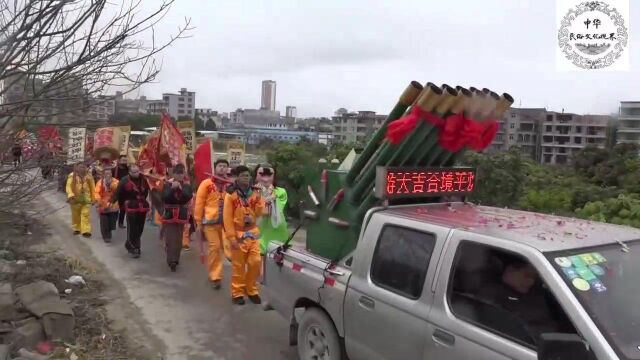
[385,107,498,152]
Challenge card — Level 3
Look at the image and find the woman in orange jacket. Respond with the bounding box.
[224,165,266,305]
[94,168,120,243]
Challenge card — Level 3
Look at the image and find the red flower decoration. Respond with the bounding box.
[384,106,499,152]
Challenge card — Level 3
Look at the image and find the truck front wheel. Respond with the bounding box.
[297,308,344,360]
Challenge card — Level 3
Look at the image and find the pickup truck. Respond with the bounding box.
[263,201,640,360]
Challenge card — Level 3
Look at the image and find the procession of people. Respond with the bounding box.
[62,152,289,306]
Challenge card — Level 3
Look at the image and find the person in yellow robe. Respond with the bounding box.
[66,162,95,237]
[224,165,265,305]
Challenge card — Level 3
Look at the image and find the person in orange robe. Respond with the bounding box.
[194,159,230,289]
[224,165,265,305]
[94,168,120,243]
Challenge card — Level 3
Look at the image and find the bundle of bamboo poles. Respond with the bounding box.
[344,82,514,221]
[304,81,513,261]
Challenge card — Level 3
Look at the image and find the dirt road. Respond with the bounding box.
[41,190,298,360]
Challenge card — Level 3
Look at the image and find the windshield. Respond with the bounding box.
[546,240,640,360]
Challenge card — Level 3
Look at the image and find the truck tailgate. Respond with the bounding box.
[263,244,352,336]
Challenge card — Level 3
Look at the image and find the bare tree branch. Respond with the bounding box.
[0,0,192,215]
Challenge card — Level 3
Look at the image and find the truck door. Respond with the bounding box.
[343,216,449,360]
[424,232,580,360]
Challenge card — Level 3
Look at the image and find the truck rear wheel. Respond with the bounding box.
[297,307,343,360]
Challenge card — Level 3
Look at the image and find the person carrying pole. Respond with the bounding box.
[114,155,130,228]
[112,164,150,258]
[161,164,193,272]
[194,159,230,289]
[224,165,265,305]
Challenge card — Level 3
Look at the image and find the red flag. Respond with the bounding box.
[37,126,63,153]
[138,132,163,174]
[138,113,186,176]
[194,139,213,185]
[159,113,186,166]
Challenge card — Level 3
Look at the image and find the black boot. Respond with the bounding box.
[232,297,245,305]
[169,262,177,272]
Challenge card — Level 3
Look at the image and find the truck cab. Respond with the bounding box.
[263,202,640,360]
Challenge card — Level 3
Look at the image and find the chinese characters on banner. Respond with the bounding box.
[177,121,196,154]
[94,127,114,146]
[118,126,131,155]
[375,167,476,199]
[67,128,86,165]
[227,141,245,168]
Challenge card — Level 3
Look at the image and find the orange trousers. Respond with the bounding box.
[203,225,225,281]
[230,238,261,298]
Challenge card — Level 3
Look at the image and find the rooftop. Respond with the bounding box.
[385,202,640,252]
[509,107,547,113]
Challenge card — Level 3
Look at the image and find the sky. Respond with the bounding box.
[131,0,639,118]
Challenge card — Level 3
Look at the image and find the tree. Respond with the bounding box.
[0,0,190,217]
[266,143,320,217]
[328,143,351,162]
[573,143,640,189]
[462,149,527,207]
[1,0,191,131]
[203,119,216,130]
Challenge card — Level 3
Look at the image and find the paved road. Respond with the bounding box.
[42,190,298,360]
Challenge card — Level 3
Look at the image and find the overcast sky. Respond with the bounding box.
[135,0,639,118]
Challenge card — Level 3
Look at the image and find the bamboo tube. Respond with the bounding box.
[352,86,468,220]
[438,92,515,167]
[348,83,443,202]
[393,85,458,165]
[492,93,515,118]
[465,91,486,118]
[352,84,457,218]
[475,91,500,120]
[349,83,434,188]
[407,87,472,166]
[345,81,423,186]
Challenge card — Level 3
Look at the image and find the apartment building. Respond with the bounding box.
[617,101,640,144]
[146,99,167,115]
[87,95,116,123]
[332,111,386,144]
[490,108,546,160]
[540,112,610,165]
[162,88,195,119]
[285,106,297,118]
[195,108,222,129]
[229,108,289,129]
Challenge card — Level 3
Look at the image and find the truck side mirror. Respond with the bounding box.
[538,333,596,360]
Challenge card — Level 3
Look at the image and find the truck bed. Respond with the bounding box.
[263,243,353,337]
